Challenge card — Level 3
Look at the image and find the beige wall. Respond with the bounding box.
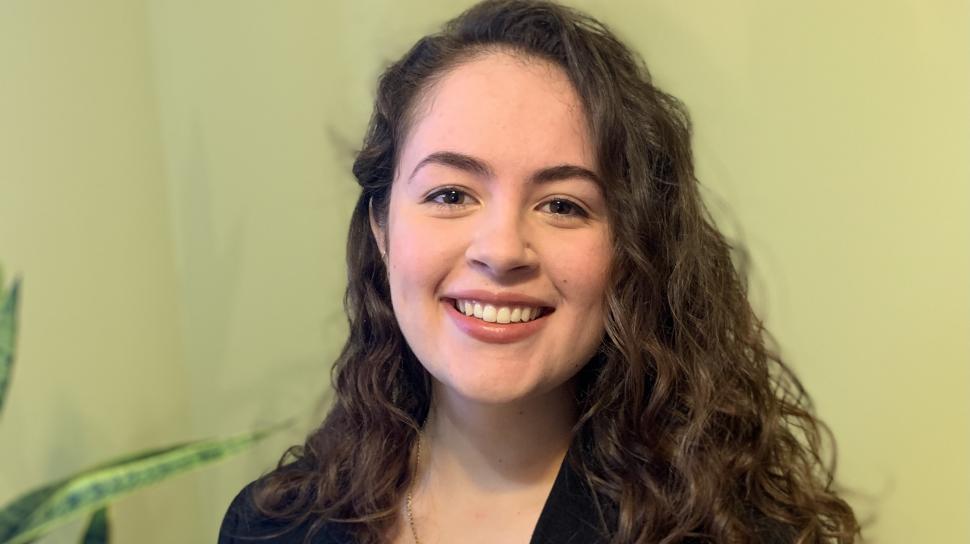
[1,1,967,542]
[0,0,190,541]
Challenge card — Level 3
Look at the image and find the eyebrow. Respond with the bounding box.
[408,151,603,188]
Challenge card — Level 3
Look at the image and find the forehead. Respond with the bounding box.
[398,52,597,179]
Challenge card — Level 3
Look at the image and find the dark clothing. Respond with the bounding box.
[219,452,794,543]
[218,451,611,544]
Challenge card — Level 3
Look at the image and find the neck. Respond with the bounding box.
[422,381,577,492]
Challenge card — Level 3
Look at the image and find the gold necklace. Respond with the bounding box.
[406,425,424,544]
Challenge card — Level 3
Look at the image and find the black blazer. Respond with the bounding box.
[218,453,795,543]
[219,452,611,544]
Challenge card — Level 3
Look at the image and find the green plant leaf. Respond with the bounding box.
[0,420,291,544]
[79,507,108,544]
[0,274,21,419]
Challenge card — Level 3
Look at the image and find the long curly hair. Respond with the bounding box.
[249,1,860,542]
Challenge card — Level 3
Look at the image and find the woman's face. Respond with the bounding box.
[371,53,611,405]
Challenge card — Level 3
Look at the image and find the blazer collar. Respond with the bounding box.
[529,447,615,544]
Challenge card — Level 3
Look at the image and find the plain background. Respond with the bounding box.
[1,1,967,542]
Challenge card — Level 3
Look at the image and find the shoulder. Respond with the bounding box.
[749,508,800,544]
[218,479,352,544]
[218,480,303,543]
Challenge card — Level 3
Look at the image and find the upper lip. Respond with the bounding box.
[442,289,555,309]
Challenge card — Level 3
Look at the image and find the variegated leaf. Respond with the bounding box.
[79,507,108,544]
[0,274,21,419]
[0,421,290,544]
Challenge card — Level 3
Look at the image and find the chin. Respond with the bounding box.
[432,366,568,405]
[431,370,562,407]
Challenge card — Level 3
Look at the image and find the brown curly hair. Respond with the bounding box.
[248,1,861,542]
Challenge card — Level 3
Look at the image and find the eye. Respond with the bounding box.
[425,187,474,208]
[424,189,589,220]
[540,197,588,219]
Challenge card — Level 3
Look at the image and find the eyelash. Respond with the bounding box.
[425,187,589,219]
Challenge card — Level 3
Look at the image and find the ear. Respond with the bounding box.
[368,198,387,262]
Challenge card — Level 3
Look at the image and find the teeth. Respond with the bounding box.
[454,299,544,324]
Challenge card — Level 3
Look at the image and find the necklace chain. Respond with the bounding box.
[406,424,424,544]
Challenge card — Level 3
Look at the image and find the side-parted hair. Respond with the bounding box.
[252,1,860,542]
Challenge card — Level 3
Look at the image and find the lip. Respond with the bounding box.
[441,289,555,309]
[442,298,551,344]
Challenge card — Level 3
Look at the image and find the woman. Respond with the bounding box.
[219,1,860,542]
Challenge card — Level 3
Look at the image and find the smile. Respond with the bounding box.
[451,299,548,323]
[442,298,553,344]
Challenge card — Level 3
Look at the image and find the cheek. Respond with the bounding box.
[387,211,461,292]
[549,236,611,304]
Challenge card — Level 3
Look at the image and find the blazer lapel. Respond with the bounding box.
[529,452,614,544]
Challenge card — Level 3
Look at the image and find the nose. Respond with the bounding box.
[465,205,538,278]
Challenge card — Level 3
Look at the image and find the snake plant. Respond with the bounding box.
[0,267,292,543]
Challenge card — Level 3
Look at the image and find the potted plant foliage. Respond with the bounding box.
[0,266,289,543]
